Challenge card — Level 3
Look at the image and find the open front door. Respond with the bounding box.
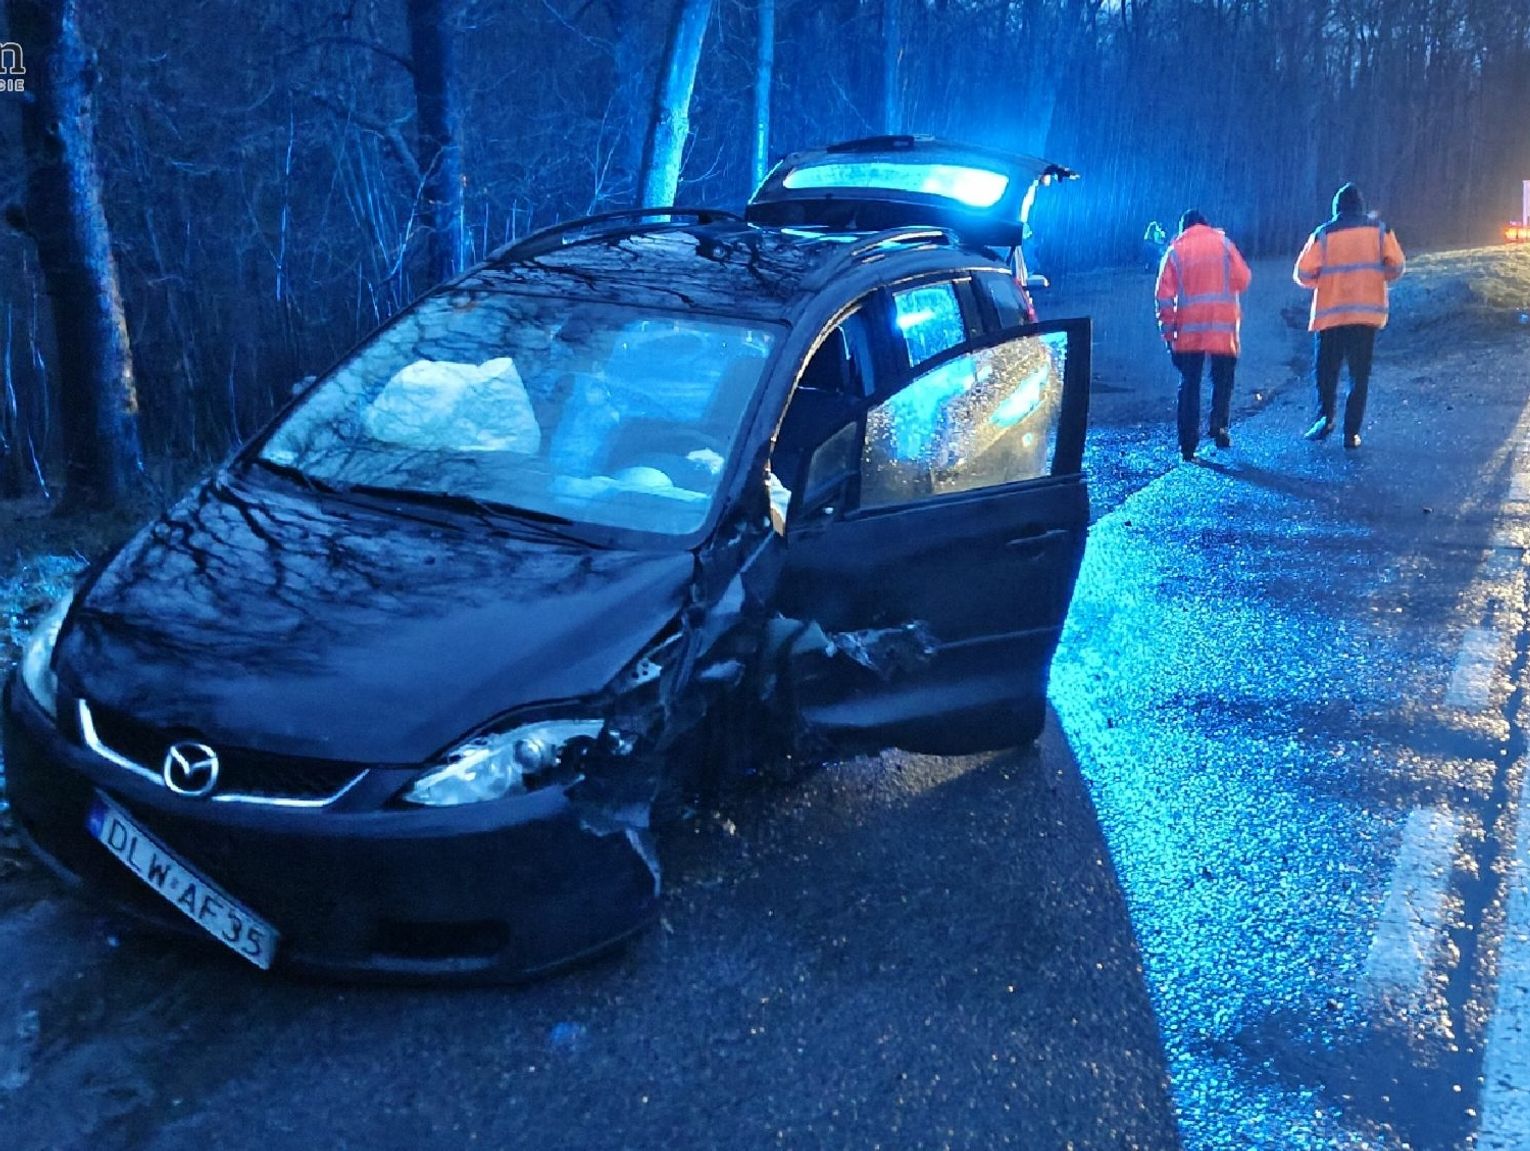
[774,313,1090,756]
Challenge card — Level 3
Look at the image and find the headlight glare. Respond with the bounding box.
[404,719,604,807]
[19,590,74,720]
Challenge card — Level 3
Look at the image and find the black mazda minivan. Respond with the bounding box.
[3,137,1091,979]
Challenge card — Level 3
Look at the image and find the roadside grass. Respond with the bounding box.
[1385,243,1530,354]
[1,496,151,680]
[1,496,148,873]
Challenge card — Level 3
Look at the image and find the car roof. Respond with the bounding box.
[462,213,997,325]
[452,138,1073,326]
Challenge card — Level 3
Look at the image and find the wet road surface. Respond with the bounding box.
[0,728,1176,1150]
[1056,335,1530,1148]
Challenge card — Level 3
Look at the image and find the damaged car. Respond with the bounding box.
[3,136,1091,979]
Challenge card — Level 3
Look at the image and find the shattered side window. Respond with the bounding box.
[893,283,964,368]
[860,332,1067,509]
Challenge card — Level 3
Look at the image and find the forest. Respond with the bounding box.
[1,0,1527,507]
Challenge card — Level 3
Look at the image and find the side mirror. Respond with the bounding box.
[290,374,317,397]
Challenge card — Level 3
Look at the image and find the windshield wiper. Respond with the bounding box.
[249,462,590,542]
[340,483,586,542]
[251,457,349,496]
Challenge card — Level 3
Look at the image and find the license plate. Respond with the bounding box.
[87,793,279,970]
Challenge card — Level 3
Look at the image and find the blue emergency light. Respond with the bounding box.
[782,162,1012,209]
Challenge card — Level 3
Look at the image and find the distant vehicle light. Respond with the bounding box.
[782,162,1011,209]
[1505,223,1529,243]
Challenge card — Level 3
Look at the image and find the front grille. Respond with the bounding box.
[81,701,368,805]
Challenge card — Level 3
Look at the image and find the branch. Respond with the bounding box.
[284,34,415,75]
[311,93,422,185]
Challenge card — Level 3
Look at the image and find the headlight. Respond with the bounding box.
[19,590,74,720]
[402,719,604,807]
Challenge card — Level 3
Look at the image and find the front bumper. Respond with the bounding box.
[2,676,660,981]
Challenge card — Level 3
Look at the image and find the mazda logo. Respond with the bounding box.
[162,741,220,798]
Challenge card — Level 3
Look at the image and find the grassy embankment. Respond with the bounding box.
[1385,243,1530,353]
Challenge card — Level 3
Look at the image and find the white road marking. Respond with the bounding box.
[1362,807,1461,1004]
[1447,627,1506,711]
[1478,448,1530,1147]
[1482,548,1524,581]
[1477,771,1530,1150]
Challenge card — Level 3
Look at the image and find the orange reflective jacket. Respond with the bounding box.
[1154,225,1253,356]
[1293,217,1405,331]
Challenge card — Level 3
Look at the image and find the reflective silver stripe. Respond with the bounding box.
[1314,303,1388,318]
[1179,291,1237,305]
[1177,321,1239,333]
[1319,261,1387,274]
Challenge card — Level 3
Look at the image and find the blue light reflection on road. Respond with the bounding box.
[1050,460,1446,1148]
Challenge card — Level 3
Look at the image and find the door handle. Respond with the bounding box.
[1006,528,1071,551]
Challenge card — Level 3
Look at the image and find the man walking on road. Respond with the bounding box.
[1294,182,1406,450]
[1155,209,1253,462]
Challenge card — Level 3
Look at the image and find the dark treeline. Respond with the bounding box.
[1,0,1527,505]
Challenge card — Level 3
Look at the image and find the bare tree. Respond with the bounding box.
[751,0,776,191]
[6,0,141,509]
[881,0,901,134]
[407,0,466,283]
[638,0,715,206]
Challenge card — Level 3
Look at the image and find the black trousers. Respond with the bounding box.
[1172,352,1236,453]
[1314,325,1377,437]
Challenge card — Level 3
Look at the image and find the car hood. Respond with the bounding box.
[56,473,695,764]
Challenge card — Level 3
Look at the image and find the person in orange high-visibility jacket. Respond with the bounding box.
[1155,209,1253,461]
[1294,182,1405,449]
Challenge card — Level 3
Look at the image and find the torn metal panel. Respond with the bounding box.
[826,621,938,680]
[566,752,663,900]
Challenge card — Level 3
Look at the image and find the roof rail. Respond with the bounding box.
[491,207,745,261]
[800,225,963,290]
[824,134,925,154]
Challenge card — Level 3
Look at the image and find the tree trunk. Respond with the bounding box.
[881,0,901,134]
[750,0,775,192]
[7,0,141,509]
[407,0,465,283]
[637,0,715,207]
[607,0,652,204]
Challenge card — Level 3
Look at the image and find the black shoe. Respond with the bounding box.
[1213,428,1231,449]
[1181,447,1195,462]
[1344,433,1361,450]
[1304,418,1334,441]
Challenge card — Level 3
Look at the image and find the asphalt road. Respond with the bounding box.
[0,729,1177,1150]
[6,261,1530,1150]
